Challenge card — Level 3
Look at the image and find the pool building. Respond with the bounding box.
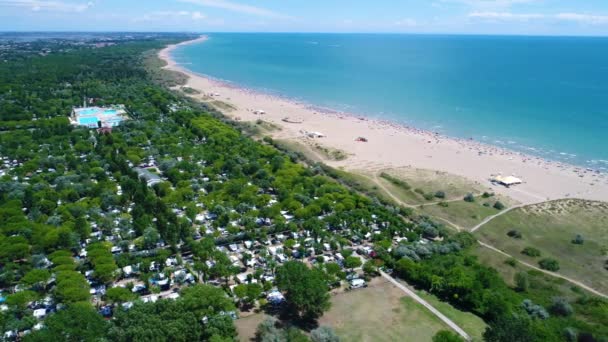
[70,105,128,128]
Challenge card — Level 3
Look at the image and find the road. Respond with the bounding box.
[380,271,472,341]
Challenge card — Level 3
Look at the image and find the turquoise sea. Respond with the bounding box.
[171,33,608,170]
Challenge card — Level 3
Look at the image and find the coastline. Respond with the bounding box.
[159,36,608,204]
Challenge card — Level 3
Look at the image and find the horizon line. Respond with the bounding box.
[1,30,608,38]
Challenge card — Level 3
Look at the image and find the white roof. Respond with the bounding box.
[492,175,523,185]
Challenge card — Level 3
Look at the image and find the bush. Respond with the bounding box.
[539,258,560,272]
[464,193,475,202]
[423,193,435,201]
[522,299,550,320]
[507,230,522,239]
[505,258,518,267]
[311,326,340,342]
[564,327,577,342]
[522,247,541,257]
[493,201,505,210]
[482,192,494,198]
[432,330,464,342]
[515,272,529,292]
[414,188,425,195]
[571,234,584,245]
[551,297,573,316]
[438,201,449,208]
[434,191,446,199]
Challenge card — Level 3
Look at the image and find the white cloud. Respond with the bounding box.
[134,10,208,23]
[469,11,608,25]
[0,0,93,12]
[177,0,292,19]
[469,11,544,21]
[555,13,608,25]
[394,18,418,27]
[440,0,538,9]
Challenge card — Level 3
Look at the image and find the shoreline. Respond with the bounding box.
[159,36,608,204]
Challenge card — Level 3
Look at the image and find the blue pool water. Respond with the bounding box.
[78,108,99,115]
[172,33,608,170]
[104,109,118,115]
[79,117,99,125]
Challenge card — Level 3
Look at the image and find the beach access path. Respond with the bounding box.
[380,271,471,341]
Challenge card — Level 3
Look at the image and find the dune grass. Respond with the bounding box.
[474,199,608,294]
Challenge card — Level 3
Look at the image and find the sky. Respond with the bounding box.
[1,0,608,36]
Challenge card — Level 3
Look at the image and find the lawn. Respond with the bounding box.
[415,290,487,341]
[318,278,450,341]
[419,196,506,230]
[236,277,485,342]
[474,199,608,295]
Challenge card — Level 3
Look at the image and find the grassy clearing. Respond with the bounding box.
[379,168,490,205]
[415,290,487,341]
[474,199,608,294]
[318,278,450,342]
[469,243,608,335]
[235,278,484,342]
[419,196,506,230]
[235,312,270,342]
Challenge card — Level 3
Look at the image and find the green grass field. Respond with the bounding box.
[474,199,608,294]
[419,196,507,230]
[318,279,451,341]
[415,290,487,341]
[236,278,486,342]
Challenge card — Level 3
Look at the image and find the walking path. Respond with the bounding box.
[470,203,532,232]
[478,241,608,299]
[380,270,472,341]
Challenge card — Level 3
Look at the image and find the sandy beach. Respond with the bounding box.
[159,36,608,204]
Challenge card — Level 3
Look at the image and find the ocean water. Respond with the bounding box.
[172,33,608,170]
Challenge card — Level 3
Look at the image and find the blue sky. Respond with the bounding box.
[1,0,608,35]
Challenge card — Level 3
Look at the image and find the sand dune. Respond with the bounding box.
[159,37,608,204]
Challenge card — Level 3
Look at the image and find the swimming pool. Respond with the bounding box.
[79,117,99,125]
[103,109,118,115]
[78,108,99,115]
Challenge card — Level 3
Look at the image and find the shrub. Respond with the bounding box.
[564,327,577,342]
[464,193,475,202]
[522,247,541,257]
[515,272,529,292]
[522,299,550,320]
[571,234,584,245]
[482,192,494,198]
[434,191,446,199]
[551,297,574,317]
[438,201,449,208]
[505,258,518,267]
[311,326,340,342]
[414,188,425,195]
[539,258,560,272]
[493,201,505,210]
[507,230,522,239]
[423,193,435,201]
[433,330,464,342]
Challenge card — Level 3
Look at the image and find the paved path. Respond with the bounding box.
[380,271,471,341]
[478,241,608,299]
